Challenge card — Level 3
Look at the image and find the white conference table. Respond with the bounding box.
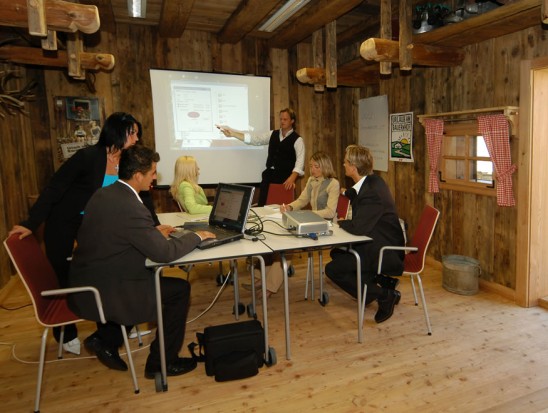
[251,207,372,360]
[145,212,275,390]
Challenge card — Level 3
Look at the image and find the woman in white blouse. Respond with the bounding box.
[258,152,340,297]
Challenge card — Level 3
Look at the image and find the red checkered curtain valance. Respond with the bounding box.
[424,118,444,193]
[477,114,516,207]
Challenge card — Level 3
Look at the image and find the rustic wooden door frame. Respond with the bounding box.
[516,56,548,307]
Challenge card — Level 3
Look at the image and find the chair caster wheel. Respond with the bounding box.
[246,303,257,319]
[318,292,329,306]
[233,302,245,315]
[265,347,277,366]
[288,265,295,277]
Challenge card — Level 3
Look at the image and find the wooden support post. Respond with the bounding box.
[399,0,413,70]
[67,32,84,79]
[543,0,548,23]
[312,29,325,92]
[325,21,337,88]
[41,30,57,50]
[380,0,392,75]
[26,0,47,36]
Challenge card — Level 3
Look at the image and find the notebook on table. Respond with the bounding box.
[170,183,255,249]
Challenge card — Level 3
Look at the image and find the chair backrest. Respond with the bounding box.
[336,194,350,220]
[175,198,187,213]
[3,233,78,327]
[265,183,294,205]
[404,205,440,274]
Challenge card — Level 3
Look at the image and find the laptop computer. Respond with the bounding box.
[171,183,255,249]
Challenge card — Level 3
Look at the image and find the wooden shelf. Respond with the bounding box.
[413,0,542,48]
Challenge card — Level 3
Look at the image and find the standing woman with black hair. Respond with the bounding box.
[8,112,140,354]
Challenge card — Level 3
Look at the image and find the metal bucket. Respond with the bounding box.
[442,255,481,295]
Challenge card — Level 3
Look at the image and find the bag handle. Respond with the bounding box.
[188,332,206,362]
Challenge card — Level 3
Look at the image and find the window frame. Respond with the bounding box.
[438,121,496,196]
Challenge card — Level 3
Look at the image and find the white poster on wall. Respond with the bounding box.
[389,112,414,163]
[359,95,389,172]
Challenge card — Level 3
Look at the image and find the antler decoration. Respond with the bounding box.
[0,70,37,119]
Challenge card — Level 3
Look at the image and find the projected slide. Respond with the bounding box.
[172,83,249,148]
[150,69,271,185]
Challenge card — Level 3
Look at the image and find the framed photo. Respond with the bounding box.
[53,96,104,164]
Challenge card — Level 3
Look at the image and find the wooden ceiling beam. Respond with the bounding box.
[0,0,100,34]
[158,0,195,38]
[0,45,115,71]
[268,0,364,49]
[360,38,465,67]
[218,0,282,44]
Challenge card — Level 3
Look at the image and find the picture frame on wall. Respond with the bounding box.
[53,96,104,164]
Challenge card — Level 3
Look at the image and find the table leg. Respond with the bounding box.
[347,248,364,343]
[280,252,291,360]
[232,260,240,320]
[154,267,167,390]
[254,255,271,364]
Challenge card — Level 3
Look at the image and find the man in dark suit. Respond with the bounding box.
[68,145,215,378]
[325,145,405,323]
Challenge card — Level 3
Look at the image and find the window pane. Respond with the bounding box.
[444,159,466,180]
[469,135,489,157]
[469,160,493,183]
[445,136,466,156]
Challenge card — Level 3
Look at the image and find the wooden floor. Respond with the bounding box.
[2,254,548,413]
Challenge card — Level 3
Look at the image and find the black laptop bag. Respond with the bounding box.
[189,320,265,382]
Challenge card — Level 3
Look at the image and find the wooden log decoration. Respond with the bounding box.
[360,38,465,67]
[0,46,115,71]
[296,66,380,87]
[0,0,100,34]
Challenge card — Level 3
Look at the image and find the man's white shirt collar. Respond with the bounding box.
[118,179,143,203]
[352,175,367,194]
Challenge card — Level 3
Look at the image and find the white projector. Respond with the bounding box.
[282,210,329,236]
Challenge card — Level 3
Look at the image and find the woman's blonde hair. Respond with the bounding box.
[310,151,336,179]
[170,156,200,199]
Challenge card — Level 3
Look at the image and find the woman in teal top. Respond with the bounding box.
[170,156,212,215]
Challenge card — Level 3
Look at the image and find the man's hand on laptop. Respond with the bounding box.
[195,230,217,241]
[156,224,176,239]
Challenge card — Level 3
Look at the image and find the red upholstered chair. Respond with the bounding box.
[376,205,440,335]
[265,183,294,206]
[3,234,139,413]
[336,194,351,220]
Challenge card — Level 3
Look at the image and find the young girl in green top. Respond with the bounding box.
[170,156,212,215]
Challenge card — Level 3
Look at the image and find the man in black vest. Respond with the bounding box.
[218,108,305,206]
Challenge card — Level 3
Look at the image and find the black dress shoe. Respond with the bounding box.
[145,357,197,379]
[84,335,128,371]
[374,290,401,323]
[376,274,400,290]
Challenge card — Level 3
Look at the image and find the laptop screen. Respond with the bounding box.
[209,183,255,232]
